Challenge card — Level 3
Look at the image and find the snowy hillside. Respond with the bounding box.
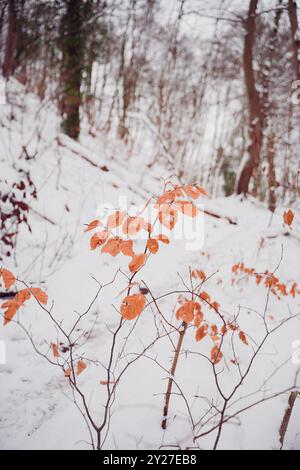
[1,87,300,450]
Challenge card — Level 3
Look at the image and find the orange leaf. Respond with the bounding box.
[90,230,109,250]
[175,200,199,217]
[77,360,87,376]
[100,380,116,385]
[147,239,159,254]
[210,324,218,336]
[283,209,294,227]
[232,264,239,274]
[15,288,31,304]
[156,190,176,205]
[176,301,201,324]
[3,304,18,326]
[51,342,60,358]
[120,240,134,257]
[1,288,33,326]
[211,346,223,365]
[192,270,206,281]
[122,216,144,235]
[120,294,146,320]
[194,308,204,327]
[101,238,121,257]
[239,331,249,346]
[1,269,16,290]
[173,186,184,197]
[195,185,208,196]
[128,253,147,273]
[107,211,127,229]
[290,282,298,298]
[142,221,153,233]
[155,234,170,244]
[1,299,18,309]
[158,206,178,230]
[200,291,211,303]
[211,302,220,312]
[31,288,48,305]
[64,368,71,378]
[195,324,208,342]
[183,185,205,200]
[84,219,100,232]
[221,325,228,335]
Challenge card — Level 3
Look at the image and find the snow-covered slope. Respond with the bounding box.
[0,88,300,450]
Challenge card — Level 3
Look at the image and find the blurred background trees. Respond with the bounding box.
[0,0,299,207]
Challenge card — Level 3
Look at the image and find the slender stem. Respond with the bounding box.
[161,322,187,430]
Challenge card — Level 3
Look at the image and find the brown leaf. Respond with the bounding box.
[155,234,170,244]
[175,200,199,217]
[239,331,249,346]
[77,360,87,376]
[183,185,206,200]
[90,230,109,250]
[147,239,159,254]
[51,342,60,358]
[84,219,100,232]
[120,294,146,320]
[195,185,208,196]
[200,291,211,303]
[101,238,121,256]
[192,270,206,281]
[15,288,31,304]
[211,346,223,365]
[107,211,127,229]
[158,206,178,230]
[1,269,16,290]
[195,324,208,342]
[120,240,134,257]
[2,304,18,326]
[128,253,147,273]
[283,210,294,227]
[31,288,48,305]
[156,190,176,205]
[176,301,201,324]
[122,216,145,235]
[100,380,116,385]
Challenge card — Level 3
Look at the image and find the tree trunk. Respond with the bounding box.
[236,0,262,195]
[288,0,300,80]
[2,0,16,79]
[60,0,84,140]
[263,3,282,213]
[267,132,276,213]
[279,391,299,449]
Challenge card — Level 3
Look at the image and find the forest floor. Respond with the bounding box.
[0,88,300,450]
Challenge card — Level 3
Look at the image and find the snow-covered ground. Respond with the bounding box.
[0,87,300,450]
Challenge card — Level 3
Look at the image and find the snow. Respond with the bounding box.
[1,85,300,450]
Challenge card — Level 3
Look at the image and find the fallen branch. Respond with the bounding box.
[203,209,237,225]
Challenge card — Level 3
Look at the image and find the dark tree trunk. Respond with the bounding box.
[59,0,84,140]
[2,0,16,79]
[263,3,282,213]
[236,0,262,195]
[267,133,276,213]
[288,0,300,80]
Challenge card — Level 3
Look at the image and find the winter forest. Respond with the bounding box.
[0,0,300,452]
